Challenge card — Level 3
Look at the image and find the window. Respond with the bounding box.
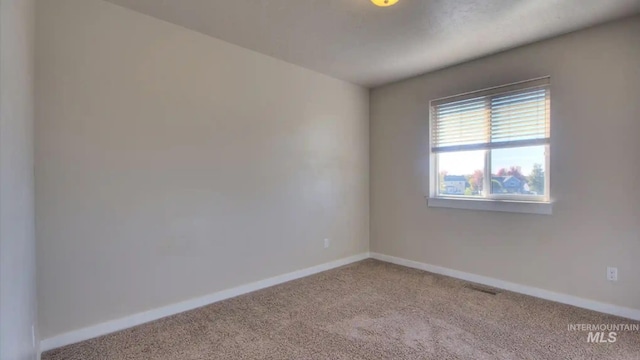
[428,77,551,214]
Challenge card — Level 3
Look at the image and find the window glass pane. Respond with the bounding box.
[437,150,485,197]
[490,145,546,196]
[490,89,548,143]
[434,97,488,149]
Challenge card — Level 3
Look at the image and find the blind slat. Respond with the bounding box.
[432,138,549,153]
[431,78,549,153]
[436,96,485,110]
[438,102,486,115]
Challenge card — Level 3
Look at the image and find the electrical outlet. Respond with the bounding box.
[324,238,330,249]
[607,267,618,281]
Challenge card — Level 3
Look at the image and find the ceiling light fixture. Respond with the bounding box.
[371,0,399,7]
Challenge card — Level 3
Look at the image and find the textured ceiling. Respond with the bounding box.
[104,0,640,87]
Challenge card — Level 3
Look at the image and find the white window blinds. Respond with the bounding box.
[431,77,550,153]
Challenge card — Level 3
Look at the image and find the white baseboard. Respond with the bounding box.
[40,252,370,352]
[370,252,640,321]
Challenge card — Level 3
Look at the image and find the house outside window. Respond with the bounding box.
[428,77,551,214]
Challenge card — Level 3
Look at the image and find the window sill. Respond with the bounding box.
[427,197,552,215]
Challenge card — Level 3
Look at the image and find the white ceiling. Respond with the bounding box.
[104,0,640,87]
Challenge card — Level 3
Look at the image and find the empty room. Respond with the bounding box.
[1,0,639,359]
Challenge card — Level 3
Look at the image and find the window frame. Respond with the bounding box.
[428,77,552,214]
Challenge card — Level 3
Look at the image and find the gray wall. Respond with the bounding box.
[36,0,369,339]
[371,16,640,310]
[0,0,38,359]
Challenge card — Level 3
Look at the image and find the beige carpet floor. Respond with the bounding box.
[43,259,640,360]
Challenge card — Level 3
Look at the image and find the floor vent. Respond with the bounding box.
[466,285,500,295]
